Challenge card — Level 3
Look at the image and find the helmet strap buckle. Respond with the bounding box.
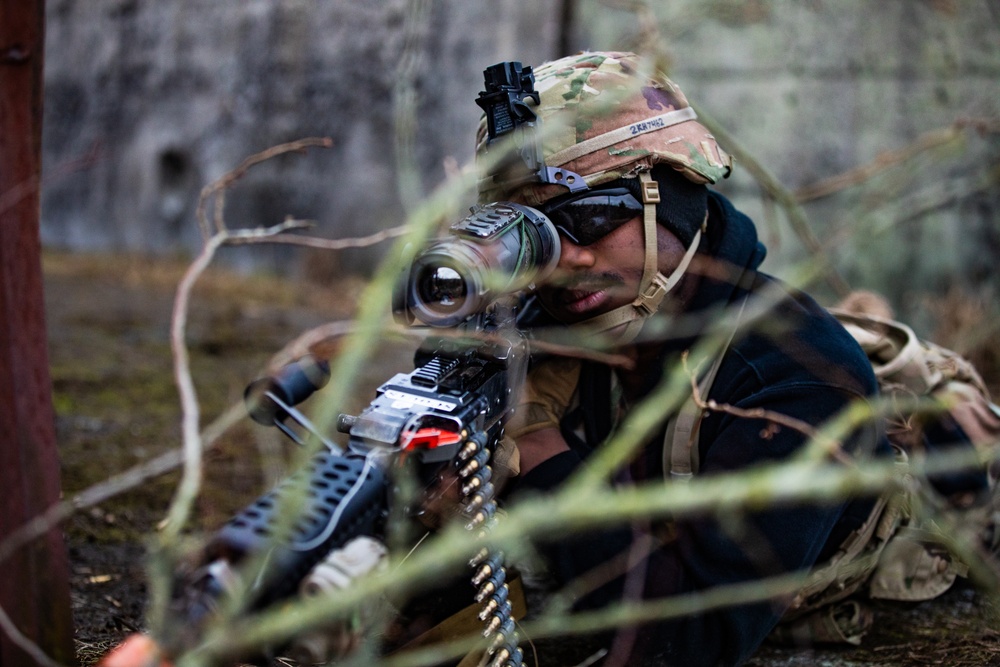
[641,178,661,204]
[633,273,670,316]
[559,173,703,347]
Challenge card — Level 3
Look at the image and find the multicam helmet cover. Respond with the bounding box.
[476,51,732,205]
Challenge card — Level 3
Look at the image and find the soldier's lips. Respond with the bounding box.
[559,287,610,315]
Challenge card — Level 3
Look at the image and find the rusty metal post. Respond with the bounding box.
[0,0,77,664]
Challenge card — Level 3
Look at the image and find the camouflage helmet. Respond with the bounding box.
[476,51,732,205]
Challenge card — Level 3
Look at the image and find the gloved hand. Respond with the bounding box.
[506,357,581,439]
[501,357,581,480]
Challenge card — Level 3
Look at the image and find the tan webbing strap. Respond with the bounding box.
[663,347,723,482]
[546,107,700,167]
[639,170,659,286]
[663,295,748,481]
[569,171,660,343]
[630,172,705,319]
[618,170,662,343]
[785,494,896,614]
[780,437,909,617]
[575,228,702,337]
[569,171,707,343]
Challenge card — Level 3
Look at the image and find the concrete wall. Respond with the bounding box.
[41,0,560,275]
[40,0,1000,322]
[578,0,1000,322]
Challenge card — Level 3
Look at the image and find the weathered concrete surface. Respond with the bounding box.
[40,1,1000,322]
[41,0,559,275]
[579,0,1000,324]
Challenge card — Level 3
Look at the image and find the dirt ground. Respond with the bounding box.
[43,251,1000,666]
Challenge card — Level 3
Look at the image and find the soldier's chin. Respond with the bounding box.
[600,321,638,348]
[560,319,638,350]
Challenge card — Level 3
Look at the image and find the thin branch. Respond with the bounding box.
[0,604,64,667]
[265,319,420,372]
[887,163,1000,226]
[161,218,316,543]
[795,126,960,202]
[195,137,333,238]
[188,444,1000,662]
[266,320,361,370]
[246,224,411,251]
[0,141,102,216]
[161,235,221,541]
[682,351,855,467]
[795,117,1000,202]
[572,649,609,667]
[692,103,852,299]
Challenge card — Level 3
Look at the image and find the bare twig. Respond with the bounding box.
[795,117,1000,202]
[266,320,361,370]
[195,137,333,238]
[160,220,312,543]
[187,444,1000,663]
[795,126,959,202]
[0,604,64,667]
[692,103,852,299]
[573,649,609,667]
[0,141,102,216]
[681,351,855,467]
[246,224,411,251]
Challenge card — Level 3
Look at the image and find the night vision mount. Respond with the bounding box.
[476,61,587,194]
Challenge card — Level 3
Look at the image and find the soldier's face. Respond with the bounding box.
[536,215,648,324]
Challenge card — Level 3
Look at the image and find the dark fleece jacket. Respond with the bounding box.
[514,191,885,666]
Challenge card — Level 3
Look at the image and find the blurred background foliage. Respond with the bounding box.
[40,0,1000,364]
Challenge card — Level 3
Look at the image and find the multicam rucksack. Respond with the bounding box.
[670,292,1000,645]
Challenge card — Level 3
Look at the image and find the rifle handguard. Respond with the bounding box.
[205,449,387,609]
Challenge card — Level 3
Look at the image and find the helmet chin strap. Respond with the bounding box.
[573,170,704,346]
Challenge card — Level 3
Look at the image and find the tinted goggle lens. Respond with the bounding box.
[543,188,643,246]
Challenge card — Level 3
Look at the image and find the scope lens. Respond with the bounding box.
[416,265,467,314]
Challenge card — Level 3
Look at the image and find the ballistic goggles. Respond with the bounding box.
[541,188,644,246]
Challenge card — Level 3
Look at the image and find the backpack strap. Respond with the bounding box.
[784,484,904,617]
[662,295,749,481]
[662,350,726,481]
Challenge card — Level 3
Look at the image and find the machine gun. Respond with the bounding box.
[101,201,561,667]
[100,60,575,667]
